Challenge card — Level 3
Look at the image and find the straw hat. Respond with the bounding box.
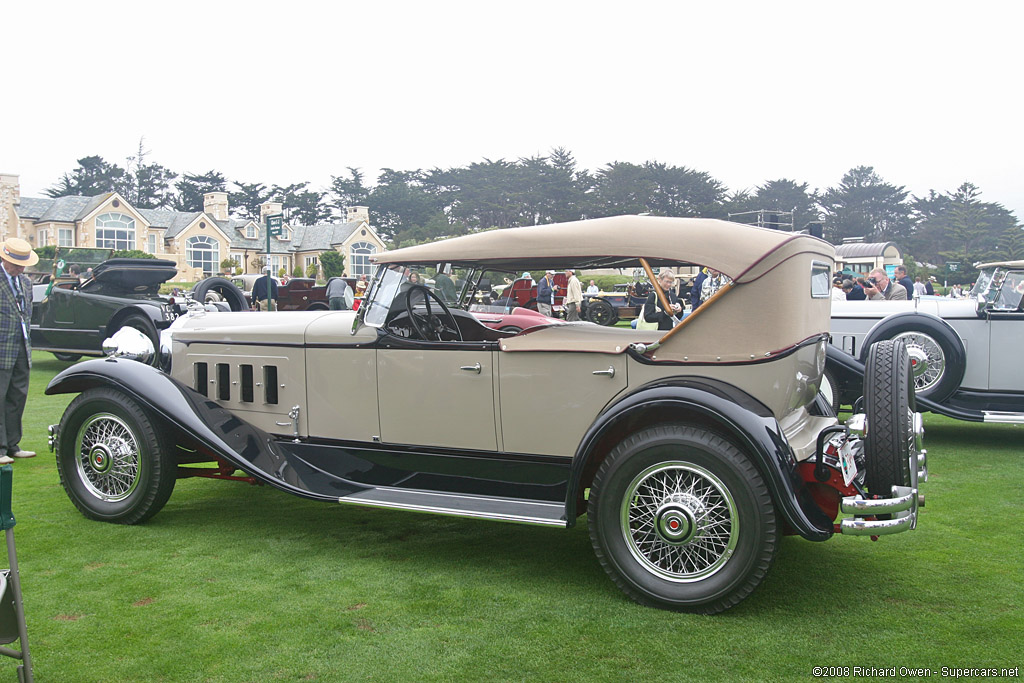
[0,238,39,267]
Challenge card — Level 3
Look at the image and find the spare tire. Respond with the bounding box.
[863,339,915,499]
[860,312,965,404]
[192,277,247,312]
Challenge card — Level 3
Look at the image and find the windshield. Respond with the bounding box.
[993,270,1024,310]
[972,268,1024,311]
[363,265,409,327]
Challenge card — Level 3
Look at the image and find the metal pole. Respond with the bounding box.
[265,224,275,312]
[6,529,32,683]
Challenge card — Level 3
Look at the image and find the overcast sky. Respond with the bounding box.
[4,1,1022,221]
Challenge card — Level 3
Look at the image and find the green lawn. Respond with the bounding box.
[8,353,1023,681]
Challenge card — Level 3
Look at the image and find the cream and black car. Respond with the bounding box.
[45,216,926,613]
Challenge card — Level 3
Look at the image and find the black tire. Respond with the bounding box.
[55,387,176,524]
[588,425,779,613]
[861,316,964,403]
[863,340,915,498]
[53,352,82,362]
[307,302,329,311]
[192,277,248,312]
[587,299,618,326]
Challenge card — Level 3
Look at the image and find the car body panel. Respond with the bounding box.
[497,351,629,456]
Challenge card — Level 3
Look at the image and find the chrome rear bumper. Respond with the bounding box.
[839,485,920,535]
[837,412,927,536]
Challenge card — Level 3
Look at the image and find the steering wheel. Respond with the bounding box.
[404,284,463,342]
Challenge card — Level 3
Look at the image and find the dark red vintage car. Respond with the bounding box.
[276,277,357,311]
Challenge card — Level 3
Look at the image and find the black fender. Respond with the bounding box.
[46,358,339,503]
[568,377,835,541]
[859,311,966,403]
[106,304,166,336]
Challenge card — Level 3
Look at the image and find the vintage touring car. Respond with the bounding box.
[827,260,1024,424]
[45,215,926,613]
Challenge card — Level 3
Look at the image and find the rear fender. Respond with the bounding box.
[46,358,336,502]
[106,304,166,336]
[569,377,835,541]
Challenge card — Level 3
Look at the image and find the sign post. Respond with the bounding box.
[265,214,284,311]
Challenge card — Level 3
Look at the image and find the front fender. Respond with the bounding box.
[46,358,337,502]
[569,377,834,541]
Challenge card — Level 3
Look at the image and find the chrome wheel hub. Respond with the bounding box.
[74,414,142,502]
[892,332,945,393]
[620,462,738,582]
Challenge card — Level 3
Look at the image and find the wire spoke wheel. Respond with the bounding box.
[57,388,176,524]
[892,331,945,394]
[589,425,778,613]
[75,413,142,501]
[621,462,738,581]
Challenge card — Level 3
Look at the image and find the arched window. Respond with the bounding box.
[350,242,376,277]
[96,212,136,250]
[187,235,219,276]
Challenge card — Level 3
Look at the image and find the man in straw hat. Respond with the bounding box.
[0,238,38,464]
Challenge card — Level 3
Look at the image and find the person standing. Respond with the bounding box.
[251,267,278,311]
[537,270,557,317]
[0,238,38,464]
[564,268,583,321]
[434,268,457,303]
[585,280,599,296]
[894,265,914,299]
[325,277,351,310]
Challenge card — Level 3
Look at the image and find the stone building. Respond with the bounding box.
[0,173,386,281]
[834,239,904,276]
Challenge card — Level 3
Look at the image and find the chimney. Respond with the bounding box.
[345,206,370,224]
[0,173,21,241]
[260,201,283,225]
[204,192,229,221]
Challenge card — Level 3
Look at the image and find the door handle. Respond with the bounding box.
[593,366,616,378]
[460,363,482,374]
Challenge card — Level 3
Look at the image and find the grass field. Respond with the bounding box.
[7,352,1023,681]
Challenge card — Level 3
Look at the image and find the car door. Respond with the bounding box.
[497,351,628,457]
[986,269,1024,391]
[376,347,498,451]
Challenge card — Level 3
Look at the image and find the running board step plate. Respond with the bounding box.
[341,487,567,527]
[983,411,1024,424]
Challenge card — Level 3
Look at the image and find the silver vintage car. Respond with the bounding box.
[828,260,1024,423]
[45,216,926,613]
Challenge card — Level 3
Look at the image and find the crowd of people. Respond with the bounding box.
[831,265,963,302]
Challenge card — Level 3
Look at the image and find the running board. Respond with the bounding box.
[983,411,1024,424]
[340,487,568,527]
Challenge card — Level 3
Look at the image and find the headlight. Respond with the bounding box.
[102,327,155,364]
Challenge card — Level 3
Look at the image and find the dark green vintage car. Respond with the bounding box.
[31,258,188,362]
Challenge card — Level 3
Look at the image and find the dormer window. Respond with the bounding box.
[277,227,291,241]
[245,224,257,239]
[96,212,136,250]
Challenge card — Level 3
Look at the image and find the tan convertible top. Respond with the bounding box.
[374,215,833,282]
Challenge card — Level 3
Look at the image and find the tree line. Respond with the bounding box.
[44,145,1022,282]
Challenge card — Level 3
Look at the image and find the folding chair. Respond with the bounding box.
[0,465,32,682]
